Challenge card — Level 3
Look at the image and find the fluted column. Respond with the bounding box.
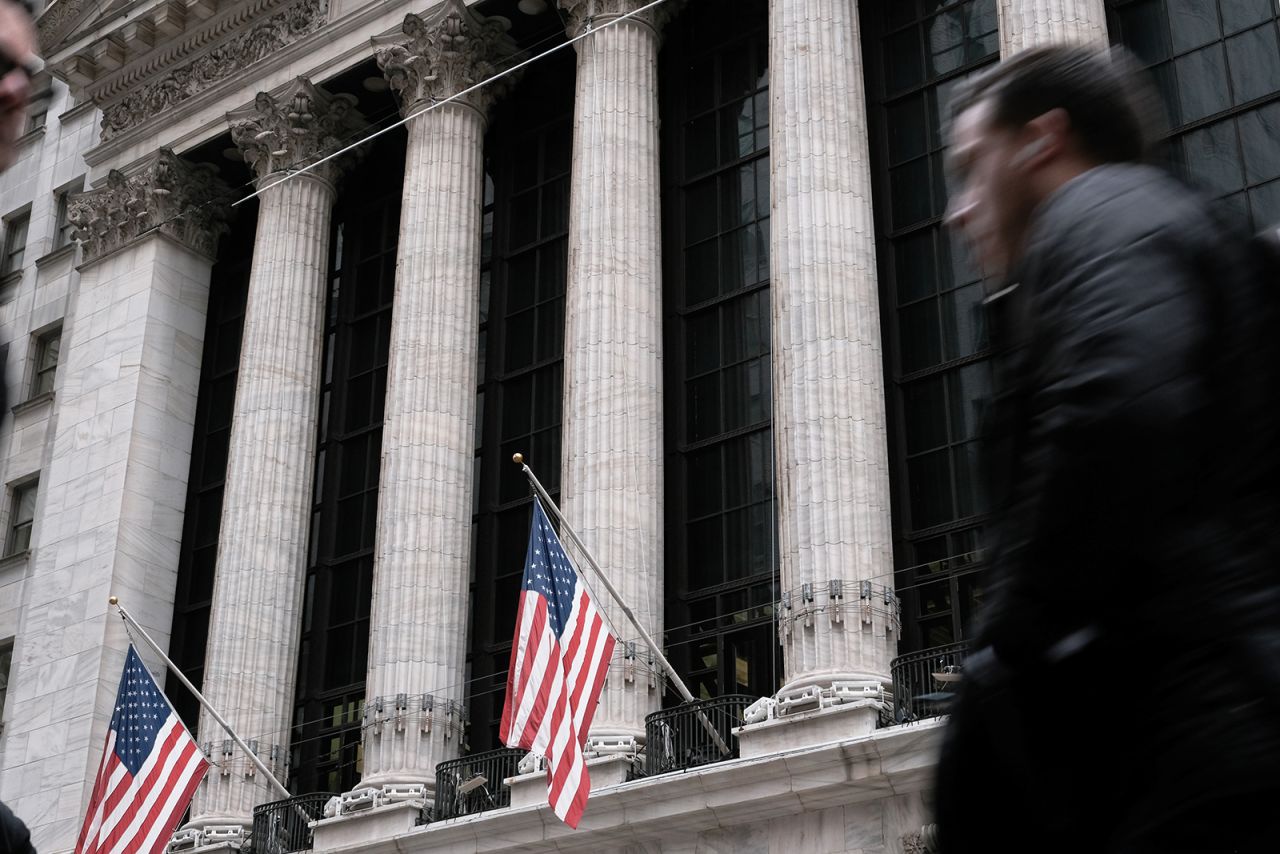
[999,0,1108,56]
[768,0,896,725]
[358,2,516,794]
[188,78,366,833]
[556,0,671,748]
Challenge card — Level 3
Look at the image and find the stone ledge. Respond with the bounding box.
[309,719,946,854]
[0,270,21,300]
[312,800,425,852]
[0,549,30,584]
[16,125,46,149]
[11,391,54,417]
[736,700,882,759]
[34,243,76,270]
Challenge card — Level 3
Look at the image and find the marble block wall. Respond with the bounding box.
[0,234,213,853]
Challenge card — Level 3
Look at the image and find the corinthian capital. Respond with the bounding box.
[557,0,681,37]
[374,0,519,117]
[68,149,232,263]
[227,77,369,185]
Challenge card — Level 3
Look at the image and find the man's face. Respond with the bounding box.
[945,100,1035,282]
[0,1,38,173]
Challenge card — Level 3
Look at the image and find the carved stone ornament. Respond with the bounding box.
[557,0,682,37]
[36,0,90,55]
[374,0,519,117]
[67,148,232,263]
[99,0,329,142]
[901,831,927,854]
[902,825,940,854]
[228,77,368,184]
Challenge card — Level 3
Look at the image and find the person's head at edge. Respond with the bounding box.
[944,44,1163,283]
[0,0,39,174]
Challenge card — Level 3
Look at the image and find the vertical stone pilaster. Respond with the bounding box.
[556,0,668,748]
[768,0,896,725]
[357,1,516,794]
[998,0,1108,56]
[187,78,366,833]
[0,150,229,853]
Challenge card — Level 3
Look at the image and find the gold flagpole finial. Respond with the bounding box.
[109,595,119,605]
[512,452,524,465]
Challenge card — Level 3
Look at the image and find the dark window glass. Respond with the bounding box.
[290,130,403,796]
[468,44,574,753]
[167,198,256,735]
[865,0,998,653]
[1111,0,1280,230]
[1227,25,1280,104]
[662,0,780,708]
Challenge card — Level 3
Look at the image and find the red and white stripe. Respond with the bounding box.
[76,714,209,854]
[501,587,615,828]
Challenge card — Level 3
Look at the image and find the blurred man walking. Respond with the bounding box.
[937,45,1280,854]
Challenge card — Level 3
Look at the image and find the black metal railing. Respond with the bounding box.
[884,640,969,725]
[644,694,754,776]
[248,792,334,854]
[433,747,524,821]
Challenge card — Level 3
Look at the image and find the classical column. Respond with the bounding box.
[556,0,670,749]
[357,2,516,795]
[187,78,366,835]
[0,152,228,854]
[768,0,897,729]
[999,0,1108,56]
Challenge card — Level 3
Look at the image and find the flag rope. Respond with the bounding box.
[512,455,731,757]
[109,597,291,799]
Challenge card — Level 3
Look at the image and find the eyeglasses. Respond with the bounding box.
[0,47,42,83]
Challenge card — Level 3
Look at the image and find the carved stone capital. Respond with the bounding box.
[228,77,368,185]
[374,0,518,117]
[557,0,682,38]
[68,148,231,264]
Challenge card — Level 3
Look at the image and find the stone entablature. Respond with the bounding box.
[66,146,231,262]
[45,0,329,142]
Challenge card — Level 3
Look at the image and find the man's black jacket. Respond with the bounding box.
[0,801,35,854]
[938,163,1280,852]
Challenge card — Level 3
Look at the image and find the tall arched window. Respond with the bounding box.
[864,0,1000,652]
[289,129,405,795]
[468,45,574,753]
[660,0,780,703]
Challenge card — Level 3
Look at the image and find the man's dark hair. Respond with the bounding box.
[951,44,1165,165]
[2,0,36,16]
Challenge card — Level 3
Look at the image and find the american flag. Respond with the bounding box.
[500,499,616,828]
[76,645,209,854]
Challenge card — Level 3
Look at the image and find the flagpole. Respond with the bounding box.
[109,596,292,800]
[512,454,732,757]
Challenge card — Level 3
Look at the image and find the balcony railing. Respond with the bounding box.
[644,694,754,776]
[433,747,525,821]
[884,640,969,725]
[248,792,335,854]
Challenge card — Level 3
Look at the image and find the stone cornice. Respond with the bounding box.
[228,77,368,185]
[374,0,518,117]
[45,0,330,142]
[67,148,232,263]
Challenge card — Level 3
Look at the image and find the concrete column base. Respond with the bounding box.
[506,754,640,809]
[736,702,879,759]
[311,801,425,852]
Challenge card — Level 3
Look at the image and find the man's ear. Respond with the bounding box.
[1016,108,1072,168]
